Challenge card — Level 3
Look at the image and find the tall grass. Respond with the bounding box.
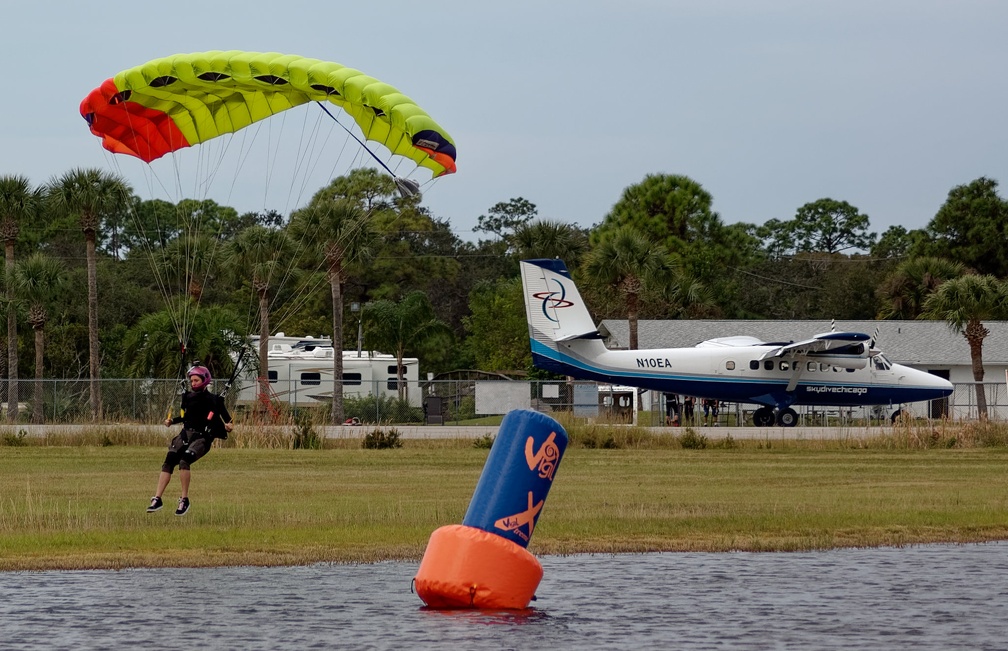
[1,438,1007,570]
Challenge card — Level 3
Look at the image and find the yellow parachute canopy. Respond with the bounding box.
[80,50,456,177]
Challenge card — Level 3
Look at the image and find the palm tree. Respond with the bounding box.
[922,274,1008,420]
[513,220,588,267]
[0,175,40,421]
[583,225,677,350]
[11,254,64,423]
[47,168,132,419]
[223,226,296,401]
[289,198,377,424]
[122,303,248,380]
[363,291,450,401]
[877,256,965,319]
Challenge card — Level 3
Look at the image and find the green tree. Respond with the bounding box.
[363,291,451,401]
[925,177,1008,277]
[756,218,794,260]
[584,225,677,351]
[462,278,530,372]
[47,168,132,419]
[11,254,65,423]
[922,274,1008,420]
[223,226,296,397]
[289,195,377,423]
[876,257,965,319]
[790,198,875,254]
[513,219,589,266]
[474,197,537,240]
[871,225,929,259]
[598,174,719,250]
[0,175,40,421]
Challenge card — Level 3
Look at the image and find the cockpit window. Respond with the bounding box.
[872,354,892,371]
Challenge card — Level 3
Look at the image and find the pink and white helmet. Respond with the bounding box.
[187,365,212,389]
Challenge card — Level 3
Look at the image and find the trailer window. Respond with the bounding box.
[300,372,321,386]
[387,364,406,375]
[342,373,362,386]
[268,370,277,383]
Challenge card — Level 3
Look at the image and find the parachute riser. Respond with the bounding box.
[314,102,420,199]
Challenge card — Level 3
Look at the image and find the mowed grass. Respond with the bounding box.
[1,443,1007,570]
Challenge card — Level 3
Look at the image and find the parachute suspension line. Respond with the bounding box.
[105,153,189,343]
[315,102,421,199]
[165,338,190,420]
[267,206,381,337]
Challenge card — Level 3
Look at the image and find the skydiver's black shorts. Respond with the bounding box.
[162,430,211,473]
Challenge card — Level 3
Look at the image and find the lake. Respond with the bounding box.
[1,543,1005,650]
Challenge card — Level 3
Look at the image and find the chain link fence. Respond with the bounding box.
[0,378,1003,426]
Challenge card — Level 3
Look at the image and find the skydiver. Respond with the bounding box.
[146,365,233,516]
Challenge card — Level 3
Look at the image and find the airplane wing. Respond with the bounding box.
[759,331,872,361]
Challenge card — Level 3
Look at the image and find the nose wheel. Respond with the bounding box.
[752,406,799,427]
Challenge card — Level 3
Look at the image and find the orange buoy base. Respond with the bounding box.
[414,524,543,609]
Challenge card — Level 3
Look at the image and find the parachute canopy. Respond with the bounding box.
[80,50,457,177]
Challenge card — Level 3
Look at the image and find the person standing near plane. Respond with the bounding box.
[664,393,679,426]
[146,365,233,516]
[683,396,695,424]
[703,398,720,426]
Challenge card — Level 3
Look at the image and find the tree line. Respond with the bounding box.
[1,168,1006,422]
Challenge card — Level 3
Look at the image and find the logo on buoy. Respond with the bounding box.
[493,491,544,542]
[525,431,560,480]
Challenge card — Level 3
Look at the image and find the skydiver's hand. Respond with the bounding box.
[225,422,233,433]
[164,418,172,427]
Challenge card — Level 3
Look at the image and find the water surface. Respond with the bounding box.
[1,543,1005,650]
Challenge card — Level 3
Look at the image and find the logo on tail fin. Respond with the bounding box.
[533,278,573,323]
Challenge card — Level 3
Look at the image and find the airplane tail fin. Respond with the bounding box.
[520,259,601,344]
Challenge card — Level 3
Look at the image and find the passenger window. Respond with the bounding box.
[764,360,774,370]
[749,360,759,370]
[807,361,816,372]
[779,361,789,371]
[726,361,736,370]
[820,363,829,372]
[846,367,855,373]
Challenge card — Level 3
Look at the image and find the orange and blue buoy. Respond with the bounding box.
[413,409,568,609]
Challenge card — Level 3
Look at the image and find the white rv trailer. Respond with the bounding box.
[236,334,421,408]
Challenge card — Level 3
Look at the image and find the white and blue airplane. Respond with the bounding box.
[520,258,954,427]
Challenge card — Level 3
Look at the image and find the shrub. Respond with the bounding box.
[2,430,27,446]
[345,394,423,424]
[678,428,708,450]
[292,412,323,450]
[362,428,403,449]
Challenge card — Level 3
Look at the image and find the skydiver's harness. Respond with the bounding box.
[169,390,229,443]
[165,347,245,443]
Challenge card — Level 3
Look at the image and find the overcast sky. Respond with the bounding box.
[4,1,1006,241]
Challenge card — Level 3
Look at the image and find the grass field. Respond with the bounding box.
[2,430,1007,571]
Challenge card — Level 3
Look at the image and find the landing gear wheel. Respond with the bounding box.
[776,407,798,427]
[752,407,776,427]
